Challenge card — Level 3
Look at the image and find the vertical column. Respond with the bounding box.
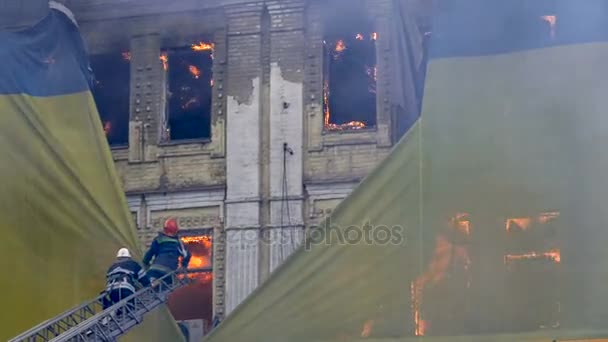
[129,34,162,162]
[304,0,325,152]
[267,0,306,273]
[224,3,264,314]
[367,0,394,147]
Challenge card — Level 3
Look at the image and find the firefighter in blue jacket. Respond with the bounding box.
[143,217,191,284]
[103,247,150,309]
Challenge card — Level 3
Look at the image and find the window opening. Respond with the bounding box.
[90,52,130,145]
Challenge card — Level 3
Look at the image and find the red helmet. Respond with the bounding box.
[163,217,179,236]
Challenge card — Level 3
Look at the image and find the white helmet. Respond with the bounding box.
[116,248,131,258]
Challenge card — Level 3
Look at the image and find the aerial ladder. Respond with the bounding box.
[8,271,191,342]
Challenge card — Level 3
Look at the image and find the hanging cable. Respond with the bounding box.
[281,142,296,260]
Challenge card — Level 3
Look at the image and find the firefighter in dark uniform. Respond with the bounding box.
[103,247,150,310]
[143,217,191,285]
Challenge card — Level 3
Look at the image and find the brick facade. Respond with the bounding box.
[6,0,422,328]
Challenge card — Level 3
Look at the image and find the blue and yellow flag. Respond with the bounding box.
[0,7,182,341]
[204,1,608,341]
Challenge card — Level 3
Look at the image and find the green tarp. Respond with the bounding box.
[0,7,182,341]
[205,1,608,341]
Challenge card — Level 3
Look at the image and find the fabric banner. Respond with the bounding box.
[0,8,182,342]
[205,1,608,341]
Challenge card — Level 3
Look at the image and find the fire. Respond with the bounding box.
[506,218,531,231]
[159,52,168,71]
[191,41,215,52]
[103,121,112,135]
[451,212,471,235]
[360,320,374,338]
[181,235,212,249]
[189,65,201,79]
[335,40,346,53]
[187,255,211,269]
[411,231,471,335]
[371,32,378,41]
[325,121,367,131]
[323,80,331,127]
[210,79,214,87]
[122,51,132,61]
[355,33,364,41]
[541,15,557,39]
[504,249,561,264]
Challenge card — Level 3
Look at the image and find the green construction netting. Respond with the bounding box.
[0,8,183,342]
[205,1,608,341]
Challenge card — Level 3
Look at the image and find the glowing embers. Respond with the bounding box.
[90,52,130,146]
[163,41,214,141]
[323,31,378,131]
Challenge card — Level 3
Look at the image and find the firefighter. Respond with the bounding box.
[143,217,191,285]
[103,248,150,310]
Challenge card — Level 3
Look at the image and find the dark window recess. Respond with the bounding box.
[168,233,213,332]
[165,46,213,141]
[323,15,377,131]
[90,52,130,146]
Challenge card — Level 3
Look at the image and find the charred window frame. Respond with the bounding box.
[161,42,214,143]
[322,7,377,132]
[90,52,131,146]
[167,228,214,328]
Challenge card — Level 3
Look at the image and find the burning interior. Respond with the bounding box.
[90,52,130,146]
[411,211,562,335]
[323,6,377,131]
[168,231,213,332]
[162,41,214,141]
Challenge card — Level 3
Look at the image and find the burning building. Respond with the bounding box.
[0,0,428,337]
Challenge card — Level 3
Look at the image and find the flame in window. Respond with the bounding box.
[189,65,201,79]
[160,52,169,71]
[371,32,378,41]
[191,41,215,52]
[355,33,364,41]
[335,40,346,53]
[122,51,132,61]
[541,15,557,39]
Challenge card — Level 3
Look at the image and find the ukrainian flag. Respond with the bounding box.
[204,1,608,341]
[0,6,182,341]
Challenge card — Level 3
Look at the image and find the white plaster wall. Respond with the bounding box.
[269,63,303,198]
[224,76,262,314]
[225,229,259,313]
[226,77,261,201]
[269,227,304,272]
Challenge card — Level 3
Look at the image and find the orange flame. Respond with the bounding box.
[122,51,132,61]
[541,15,557,39]
[506,218,531,232]
[452,212,471,235]
[323,80,331,127]
[103,121,112,135]
[189,65,201,79]
[361,320,374,338]
[371,32,378,41]
[210,79,214,87]
[325,121,367,131]
[187,255,211,269]
[504,249,561,264]
[191,41,215,52]
[335,40,346,53]
[411,233,471,335]
[181,235,212,249]
[160,52,168,71]
[355,33,364,41]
